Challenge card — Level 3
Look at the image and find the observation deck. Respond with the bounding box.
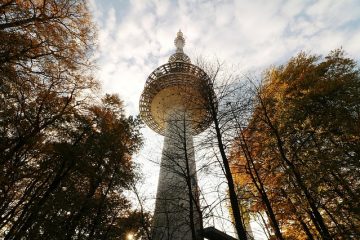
[139,31,216,135]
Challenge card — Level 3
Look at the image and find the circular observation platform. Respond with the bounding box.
[139,61,216,136]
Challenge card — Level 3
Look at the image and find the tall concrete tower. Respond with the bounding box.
[139,31,215,240]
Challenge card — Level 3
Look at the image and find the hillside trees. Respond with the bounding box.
[1,0,96,165]
[0,1,146,239]
[231,50,360,239]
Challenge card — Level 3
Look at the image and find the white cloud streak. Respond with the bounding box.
[88,0,360,238]
[91,0,359,115]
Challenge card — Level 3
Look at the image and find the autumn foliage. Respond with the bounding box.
[0,1,146,239]
[231,50,360,239]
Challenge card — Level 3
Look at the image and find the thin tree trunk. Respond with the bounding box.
[257,94,332,239]
[181,115,197,240]
[87,172,116,239]
[231,104,284,240]
[280,188,315,240]
[6,156,75,240]
[65,179,100,240]
[211,104,248,240]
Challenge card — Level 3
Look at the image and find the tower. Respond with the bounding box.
[139,31,215,240]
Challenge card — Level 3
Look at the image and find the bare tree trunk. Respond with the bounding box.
[280,188,315,240]
[256,92,332,240]
[211,105,248,240]
[182,115,198,240]
[130,183,152,240]
[233,106,284,240]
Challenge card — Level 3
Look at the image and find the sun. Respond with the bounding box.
[126,233,134,240]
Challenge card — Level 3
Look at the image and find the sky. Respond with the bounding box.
[88,0,360,238]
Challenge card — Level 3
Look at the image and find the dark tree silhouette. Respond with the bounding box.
[0,1,146,239]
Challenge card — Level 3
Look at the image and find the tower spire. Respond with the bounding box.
[175,29,185,53]
[169,30,191,63]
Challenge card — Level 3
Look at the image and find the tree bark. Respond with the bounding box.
[211,104,248,240]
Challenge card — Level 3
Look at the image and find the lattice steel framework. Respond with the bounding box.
[139,60,216,135]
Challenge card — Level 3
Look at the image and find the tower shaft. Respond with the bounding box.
[152,108,202,240]
[140,31,216,239]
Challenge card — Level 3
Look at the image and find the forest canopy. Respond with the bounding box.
[231,49,360,239]
[0,1,146,239]
[1,1,359,239]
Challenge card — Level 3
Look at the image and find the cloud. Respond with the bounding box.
[88,0,360,237]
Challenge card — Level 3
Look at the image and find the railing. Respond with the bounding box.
[139,62,217,135]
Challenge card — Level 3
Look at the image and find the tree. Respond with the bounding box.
[0,1,146,239]
[231,49,360,239]
[1,93,145,239]
[192,59,254,239]
[129,182,153,240]
[229,101,285,240]
[0,0,96,164]
[56,95,143,240]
